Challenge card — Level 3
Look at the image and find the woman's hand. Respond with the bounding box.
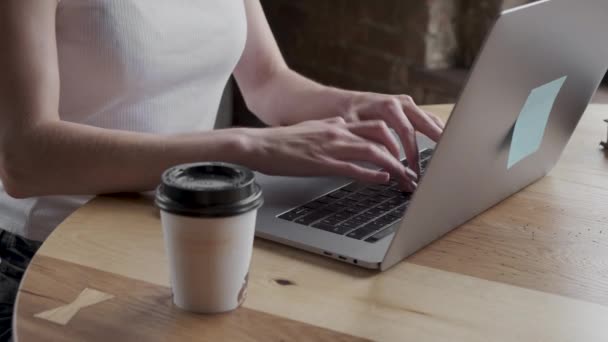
[233,1,444,178]
[342,92,445,175]
[240,118,419,191]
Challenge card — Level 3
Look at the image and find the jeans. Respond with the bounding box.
[0,230,41,342]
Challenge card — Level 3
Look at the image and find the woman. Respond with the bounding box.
[0,0,443,339]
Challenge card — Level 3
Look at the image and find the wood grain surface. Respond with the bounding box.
[14,104,608,341]
[34,288,114,325]
[16,256,367,342]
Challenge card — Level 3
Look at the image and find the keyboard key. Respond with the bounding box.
[366,208,389,217]
[369,184,390,191]
[303,201,325,209]
[386,209,404,219]
[333,212,355,221]
[316,196,334,204]
[332,223,359,235]
[393,210,406,218]
[320,216,344,225]
[371,195,389,203]
[347,193,368,202]
[366,219,389,230]
[376,203,396,211]
[384,201,402,210]
[295,210,332,225]
[392,204,408,216]
[347,225,380,240]
[343,207,360,214]
[376,214,400,226]
[354,203,369,211]
[376,191,393,198]
[346,217,366,226]
[311,223,335,232]
[330,201,347,209]
[334,198,358,207]
[386,197,405,206]
[365,226,397,243]
[358,199,378,207]
[382,189,403,198]
[278,207,313,221]
[343,216,368,227]
[277,212,300,221]
[336,220,361,231]
[328,190,349,199]
[358,212,378,222]
[325,204,344,212]
[420,148,434,159]
[294,206,313,215]
[397,192,412,200]
[358,189,376,196]
[342,182,367,192]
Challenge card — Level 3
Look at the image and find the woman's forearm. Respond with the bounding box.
[232,1,359,127]
[245,68,358,126]
[0,120,249,198]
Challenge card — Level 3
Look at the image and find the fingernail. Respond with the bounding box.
[399,181,416,193]
[380,172,391,183]
[404,167,418,181]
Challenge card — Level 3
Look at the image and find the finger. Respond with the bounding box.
[322,116,347,125]
[346,120,401,159]
[323,159,391,184]
[332,142,417,188]
[380,99,421,176]
[425,111,446,129]
[399,96,443,142]
[298,116,346,127]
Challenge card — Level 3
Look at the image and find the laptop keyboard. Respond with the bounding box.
[278,148,434,243]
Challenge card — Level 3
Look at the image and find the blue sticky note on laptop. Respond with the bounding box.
[507,76,567,169]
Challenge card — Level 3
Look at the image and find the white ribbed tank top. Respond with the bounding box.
[0,0,247,241]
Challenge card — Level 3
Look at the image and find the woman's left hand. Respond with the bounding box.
[342,92,445,175]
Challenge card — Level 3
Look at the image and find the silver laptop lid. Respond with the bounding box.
[382,0,608,270]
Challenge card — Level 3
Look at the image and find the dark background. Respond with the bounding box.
[233,0,608,126]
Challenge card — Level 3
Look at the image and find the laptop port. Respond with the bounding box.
[323,251,332,256]
[338,255,347,261]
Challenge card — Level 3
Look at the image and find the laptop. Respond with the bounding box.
[254,0,608,271]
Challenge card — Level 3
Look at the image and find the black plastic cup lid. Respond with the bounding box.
[155,162,263,218]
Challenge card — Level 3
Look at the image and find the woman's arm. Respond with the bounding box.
[0,0,417,198]
[0,0,251,198]
[233,0,344,127]
[233,1,445,174]
[0,1,252,198]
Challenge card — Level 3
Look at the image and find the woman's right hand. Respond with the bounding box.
[239,117,418,191]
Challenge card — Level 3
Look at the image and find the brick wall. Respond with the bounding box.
[261,1,431,95]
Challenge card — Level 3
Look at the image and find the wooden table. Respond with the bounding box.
[14,104,608,341]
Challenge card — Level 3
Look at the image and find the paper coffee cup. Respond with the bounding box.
[155,162,263,313]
